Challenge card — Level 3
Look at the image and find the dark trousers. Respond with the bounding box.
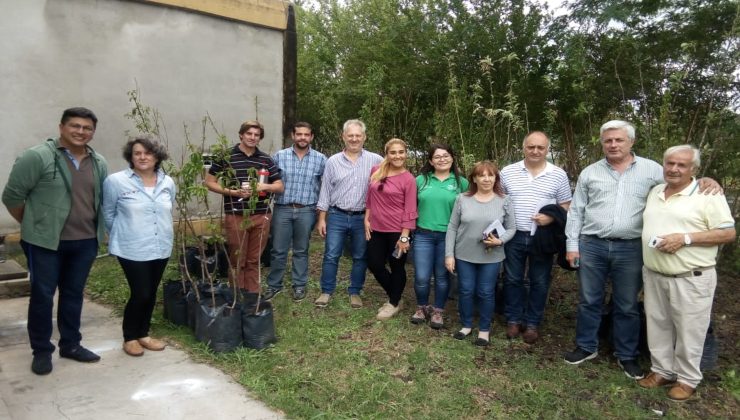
[118,257,169,341]
[22,238,98,355]
[367,231,407,306]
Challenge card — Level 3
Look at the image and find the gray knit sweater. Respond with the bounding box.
[445,194,516,263]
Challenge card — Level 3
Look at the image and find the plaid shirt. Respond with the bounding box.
[272,146,327,206]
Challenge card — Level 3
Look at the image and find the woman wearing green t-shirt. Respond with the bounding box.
[411,144,468,328]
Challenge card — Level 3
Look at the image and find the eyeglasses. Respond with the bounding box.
[66,123,95,133]
[432,154,451,161]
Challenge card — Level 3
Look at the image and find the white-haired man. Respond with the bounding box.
[314,119,382,308]
[637,145,734,401]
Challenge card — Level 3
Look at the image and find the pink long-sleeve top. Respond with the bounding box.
[366,167,418,232]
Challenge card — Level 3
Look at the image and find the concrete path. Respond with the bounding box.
[0,297,282,420]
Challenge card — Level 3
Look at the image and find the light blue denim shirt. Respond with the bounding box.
[102,168,176,261]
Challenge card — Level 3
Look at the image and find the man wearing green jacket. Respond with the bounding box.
[2,107,108,375]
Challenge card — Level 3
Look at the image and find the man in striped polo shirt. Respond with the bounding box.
[563,120,720,380]
[264,122,327,302]
[205,120,284,295]
[501,131,572,344]
[314,119,382,308]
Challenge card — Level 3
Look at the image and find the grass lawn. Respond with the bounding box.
[84,237,739,419]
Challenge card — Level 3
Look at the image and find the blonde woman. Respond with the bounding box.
[365,139,418,320]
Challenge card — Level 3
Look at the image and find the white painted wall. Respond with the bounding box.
[0,0,285,233]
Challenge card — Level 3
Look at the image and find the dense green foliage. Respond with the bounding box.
[294,0,739,257]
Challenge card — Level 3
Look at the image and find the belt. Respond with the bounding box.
[278,203,315,208]
[331,206,365,216]
[650,266,714,278]
[416,227,445,234]
[588,235,640,242]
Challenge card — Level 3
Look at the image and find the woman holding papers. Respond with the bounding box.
[445,161,516,346]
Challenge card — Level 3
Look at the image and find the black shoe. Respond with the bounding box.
[59,345,101,363]
[618,359,645,380]
[453,330,471,340]
[563,347,597,365]
[31,353,53,375]
[263,287,282,301]
[293,287,307,302]
[474,337,490,347]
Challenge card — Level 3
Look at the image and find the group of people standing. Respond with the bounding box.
[3,108,735,404]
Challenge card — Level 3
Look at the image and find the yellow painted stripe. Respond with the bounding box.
[139,0,288,30]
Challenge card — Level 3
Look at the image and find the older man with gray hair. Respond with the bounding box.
[314,119,382,308]
[563,120,721,380]
[637,145,735,401]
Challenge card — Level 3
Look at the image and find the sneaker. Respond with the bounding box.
[410,306,427,324]
[31,353,53,375]
[522,327,539,344]
[59,345,101,363]
[429,309,444,329]
[293,287,307,302]
[506,323,522,339]
[314,293,331,307]
[667,382,695,402]
[377,302,392,315]
[263,287,282,301]
[377,303,401,320]
[618,359,645,380]
[563,347,597,365]
[638,372,676,389]
[350,294,363,309]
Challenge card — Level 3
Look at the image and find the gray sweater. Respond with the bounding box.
[445,194,516,264]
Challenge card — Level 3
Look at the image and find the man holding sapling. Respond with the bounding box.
[205,120,284,296]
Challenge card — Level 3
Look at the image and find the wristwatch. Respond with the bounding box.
[684,234,692,246]
[399,236,410,243]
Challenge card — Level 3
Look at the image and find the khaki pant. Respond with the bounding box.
[224,213,272,292]
[642,267,716,387]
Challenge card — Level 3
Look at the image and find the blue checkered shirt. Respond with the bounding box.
[272,147,327,205]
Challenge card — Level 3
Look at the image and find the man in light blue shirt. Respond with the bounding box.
[264,122,326,302]
[314,119,382,309]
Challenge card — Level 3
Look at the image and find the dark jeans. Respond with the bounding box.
[367,231,407,306]
[22,238,98,355]
[575,235,643,360]
[504,231,555,328]
[118,257,169,341]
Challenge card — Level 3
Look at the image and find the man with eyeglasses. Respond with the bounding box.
[500,131,572,344]
[314,119,382,308]
[3,107,109,375]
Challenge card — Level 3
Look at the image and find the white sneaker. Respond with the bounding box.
[376,302,401,320]
[377,302,392,314]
